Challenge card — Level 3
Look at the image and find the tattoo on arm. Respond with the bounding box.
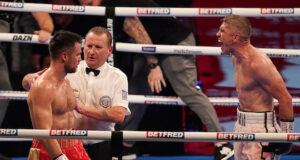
[124,17,152,44]
[101,110,109,118]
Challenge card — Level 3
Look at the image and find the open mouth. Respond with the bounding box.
[88,57,95,61]
[218,39,224,49]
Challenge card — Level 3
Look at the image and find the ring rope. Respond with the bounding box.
[0,2,105,15]
[1,33,300,57]
[0,138,32,142]
[1,90,300,106]
[116,42,300,57]
[0,129,299,142]
[0,2,299,17]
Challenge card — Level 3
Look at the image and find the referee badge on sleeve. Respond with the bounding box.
[99,96,112,108]
[122,90,128,100]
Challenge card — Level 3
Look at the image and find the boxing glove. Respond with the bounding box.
[263,119,294,155]
[263,142,292,155]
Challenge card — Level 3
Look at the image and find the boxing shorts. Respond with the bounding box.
[234,108,281,160]
[28,139,90,160]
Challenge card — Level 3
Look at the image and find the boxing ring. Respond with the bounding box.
[1,1,300,159]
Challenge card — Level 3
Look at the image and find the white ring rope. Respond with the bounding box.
[0,2,299,17]
[1,90,300,106]
[0,138,32,142]
[0,129,299,142]
[116,43,300,58]
[1,33,300,57]
[0,1,105,15]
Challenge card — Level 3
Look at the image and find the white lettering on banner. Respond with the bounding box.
[137,8,170,15]
[199,8,232,15]
[217,133,255,141]
[52,5,85,12]
[0,129,17,135]
[261,8,294,14]
[50,130,87,136]
[0,2,23,8]
[287,134,300,141]
[146,131,184,138]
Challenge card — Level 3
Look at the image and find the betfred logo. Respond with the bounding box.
[287,134,300,142]
[0,129,17,136]
[137,8,170,15]
[261,8,294,14]
[217,133,255,141]
[52,5,85,12]
[50,130,87,136]
[199,8,232,15]
[146,131,184,138]
[0,2,23,8]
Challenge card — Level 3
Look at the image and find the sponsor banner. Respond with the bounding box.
[137,8,170,15]
[12,35,33,41]
[287,134,300,142]
[265,53,300,57]
[144,100,179,105]
[0,129,17,136]
[261,8,294,15]
[173,49,202,55]
[217,133,255,141]
[52,5,85,12]
[146,131,184,138]
[50,130,88,136]
[199,8,232,15]
[0,2,23,8]
[142,46,156,53]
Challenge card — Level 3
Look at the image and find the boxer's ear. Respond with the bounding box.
[61,52,67,63]
[233,33,240,42]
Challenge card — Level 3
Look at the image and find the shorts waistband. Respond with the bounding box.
[32,139,80,148]
[237,108,276,127]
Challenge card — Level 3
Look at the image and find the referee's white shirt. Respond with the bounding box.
[67,61,130,144]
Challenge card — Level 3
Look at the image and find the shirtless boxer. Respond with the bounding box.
[23,27,129,160]
[27,30,90,160]
[216,14,294,160]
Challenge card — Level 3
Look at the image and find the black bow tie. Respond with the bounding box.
[85,67,100,76]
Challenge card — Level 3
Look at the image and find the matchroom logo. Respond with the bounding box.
[142,46,156,53]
